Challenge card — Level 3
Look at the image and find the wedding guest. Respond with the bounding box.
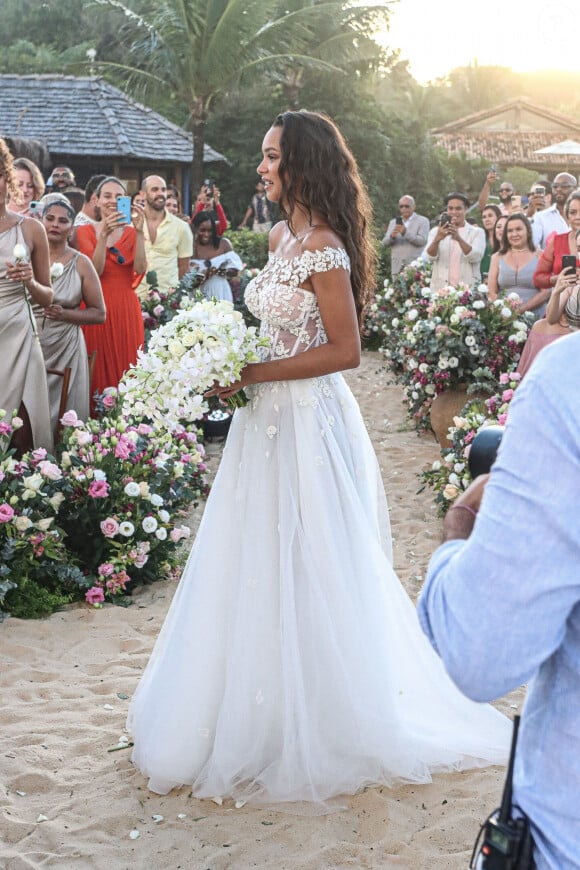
[192,181,228,234]
[190,210,242,302]
[238,180,276,232]
[477,168,514,215]
[533,191,580,293]
[137,174,192,299]
[0,137,53,453]
[11,157,45,218]
[480,203,502,279]
[74,175,106,228]
[515,306,573,379]
[530,172,575,249]
[425,192,486,290]
[165,184,188,221]
[419,331,580,870]
[75,176,146,406]
[35,194,105,431]
[487,214,546,318]
[381,195,429,278]
[47,166,75,192]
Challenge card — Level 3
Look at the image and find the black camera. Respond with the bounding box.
[471,717,533,870]
[395,216,404,225]
[440,212,451,226]
[467,425,504,478]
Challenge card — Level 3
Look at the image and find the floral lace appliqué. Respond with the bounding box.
[244,247,350,361]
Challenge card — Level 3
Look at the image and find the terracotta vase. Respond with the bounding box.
[429,386,470,448]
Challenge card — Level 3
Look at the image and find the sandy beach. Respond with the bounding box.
[0,351,523,870]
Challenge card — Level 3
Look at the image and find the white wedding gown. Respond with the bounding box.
[128,246,510,807]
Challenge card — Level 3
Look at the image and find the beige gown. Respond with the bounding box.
[0,219,53,451]
[34,252,90,429]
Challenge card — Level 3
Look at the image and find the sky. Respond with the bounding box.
[379,0,577,84]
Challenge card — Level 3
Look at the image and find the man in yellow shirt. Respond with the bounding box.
[137,175,193,300]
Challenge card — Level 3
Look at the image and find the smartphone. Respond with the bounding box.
[29,201,40,214]
[117,195,132,224]
[395,216,404,225]
[203,178,214,195]
[489,165,499,174]
[561,255,577,274]
[440,212,451,226]
[511,195,522,210]
[533,185,546,196]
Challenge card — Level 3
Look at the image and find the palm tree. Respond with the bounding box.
[94,0,389,194]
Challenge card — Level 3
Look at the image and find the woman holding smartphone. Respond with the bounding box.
[533,190,580,294]
[75,176,146,408]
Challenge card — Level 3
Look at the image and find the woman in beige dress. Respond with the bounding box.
[0,138,53,454]
[35,195,106,430]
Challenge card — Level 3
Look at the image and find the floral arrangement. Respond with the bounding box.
[363,260,432,353]
[0,398,208,619]
[140,270,202,345]
[120,298,269,423]
[376,260,531,431]
[421,371,521,515]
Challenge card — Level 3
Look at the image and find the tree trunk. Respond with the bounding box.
[191,111,207,205]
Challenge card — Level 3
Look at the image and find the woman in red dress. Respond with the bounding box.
[76,177,146,407]
[533,190,580,292]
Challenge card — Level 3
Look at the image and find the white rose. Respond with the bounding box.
[13,243,28,263]
[411,391,419,400]
[23,473,44,493]
[48,492,65,511]
[448,472,460,486]
[50,262,64,280]
[158,509,170,523]
[155,527,168,541]
[119,521,135,537]
[36,517,54,531]
[142,516,158,533]
[425,384,435,395]
[93,469,107,481]
[391,318,399,328]
[470,345,480,355]
[14,515,33,531]
[419,363,428,373]
[507,292,521,302]
[472,300,485,309]
[407,309,418,321]
[448,356,459,368]
[432,460,442,471]
[150,493,163,507]
[124,482,141,497]
[454,462,465,473]
[501,307,512,318]
[465,335,476,347]
[438,358,449,370]
[450,314,460,325]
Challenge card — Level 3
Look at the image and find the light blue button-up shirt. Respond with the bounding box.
[418,332,580,870]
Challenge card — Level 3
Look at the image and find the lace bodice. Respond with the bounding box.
[245,246,350,360]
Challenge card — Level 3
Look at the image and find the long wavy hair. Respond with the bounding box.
[13,156,46,201]
[0,138,18,201]
[273,110,376,327]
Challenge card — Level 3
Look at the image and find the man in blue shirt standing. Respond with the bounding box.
[418,332,580,870]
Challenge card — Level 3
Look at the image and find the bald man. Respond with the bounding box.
[381,196,429,277]
[531,172,577,249]
[137,175,193,299]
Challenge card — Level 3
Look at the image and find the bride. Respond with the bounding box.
[128,110,510,807]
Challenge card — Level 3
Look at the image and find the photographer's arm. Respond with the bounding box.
[425,226,445,259]
[418,363,580,702]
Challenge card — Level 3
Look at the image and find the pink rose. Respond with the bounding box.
[170,528,184,543]
[497,412,508,426]
[137,423,152,435]
[114,440,132,460]
[38,460,62,481]
[61,409,80,427]
[85,586,105,606]
[0,503,15,523]
[88,479,110,498]
[0,422,12,436]
[76,430,92,447]
[31,448,47,462]
[134,553,148,568]
[97,562,115,577]
[100,518,119,538]
[501,389,514,402]
[499,373,510,385]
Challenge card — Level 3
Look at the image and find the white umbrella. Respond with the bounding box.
[534,140,580,155]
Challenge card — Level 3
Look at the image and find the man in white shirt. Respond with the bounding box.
[381,195,430,277]
[531,172,576,249]
[73,174,106,227]
[425,193,486,290]
[137,175,193,299]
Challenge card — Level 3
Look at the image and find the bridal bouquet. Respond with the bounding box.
[119,298,269,427]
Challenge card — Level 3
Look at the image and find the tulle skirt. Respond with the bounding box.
[127,373,510,807]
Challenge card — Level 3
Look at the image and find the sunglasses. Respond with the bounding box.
[52,172,72,179]
[109,246,126,265]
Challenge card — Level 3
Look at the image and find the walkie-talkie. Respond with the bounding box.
[470,716,533,869]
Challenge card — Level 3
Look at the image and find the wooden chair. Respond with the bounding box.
[46,366,72,444]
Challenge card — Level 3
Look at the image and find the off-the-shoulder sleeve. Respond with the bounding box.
[298,247,351,279]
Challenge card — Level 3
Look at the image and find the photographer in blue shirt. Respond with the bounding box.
[418,332,580,870]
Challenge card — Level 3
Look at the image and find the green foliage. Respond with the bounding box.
[4,580,75,620]
[224,230,270,270]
